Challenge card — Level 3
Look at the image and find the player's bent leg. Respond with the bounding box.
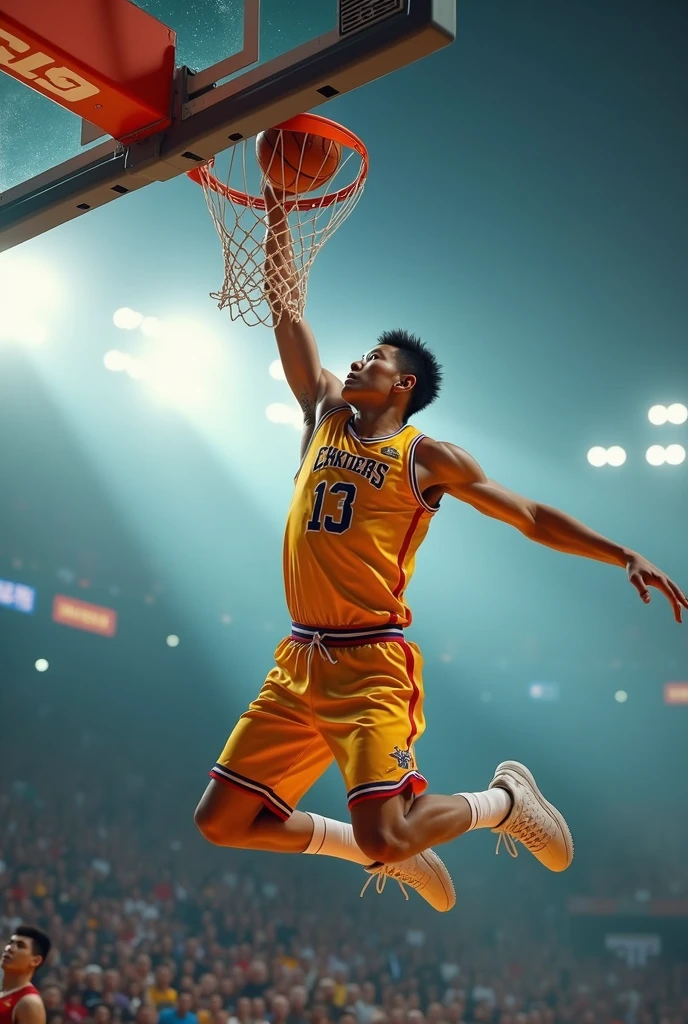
[194,780,264,846]
[194,779,318,853]
[350,792,457,913]
[351,789,473,863]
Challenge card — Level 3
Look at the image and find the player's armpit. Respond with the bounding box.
[15,997,46,1024]
[416,439,537,533]
[298,369,347,462]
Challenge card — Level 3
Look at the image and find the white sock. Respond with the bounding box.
[303,813,371,866]
[456,787,512,831]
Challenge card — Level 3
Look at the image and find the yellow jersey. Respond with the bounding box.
[283,406,437,628]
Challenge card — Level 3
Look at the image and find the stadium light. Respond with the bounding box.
[35,658,49,672]
[587,447,608,468]
[646,445,666,466]
[103,350,129,372]
[648,405,669,426]
[266,402,299,425]
[587,446,626,468]
[665,444,686,466]
[0,255,61,346]
[606,446,627,467]
[141,319,218,410]
[125,358,148,380]
[141,316,162,338]
[113,307,144,330]
[667,403,688,425]
[269,359,286,380]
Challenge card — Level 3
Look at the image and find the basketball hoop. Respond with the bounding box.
[187,113,368,327]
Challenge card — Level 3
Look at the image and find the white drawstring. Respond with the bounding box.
[306,631,338,671]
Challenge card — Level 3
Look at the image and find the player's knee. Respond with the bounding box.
[353,821,410,865]
[193,784,259,848]
[193,801,249,847]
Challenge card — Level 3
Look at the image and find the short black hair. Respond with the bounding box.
[377,329,443,421]
[15,926,52,967]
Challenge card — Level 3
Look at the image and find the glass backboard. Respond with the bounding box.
[0,0,335,193]
[0,0,454,250]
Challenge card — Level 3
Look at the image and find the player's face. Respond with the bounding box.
[341,345,414,409]
[1,935,40,975]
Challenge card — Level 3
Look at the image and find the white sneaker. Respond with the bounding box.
[489,761,573,872]
[360,849,456,912]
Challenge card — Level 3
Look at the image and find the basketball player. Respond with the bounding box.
[1,928,50,1024]
[194,184,688,912]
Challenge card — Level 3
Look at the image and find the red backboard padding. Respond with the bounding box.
[0,0,176,142]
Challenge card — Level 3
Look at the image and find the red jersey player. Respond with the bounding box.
[0,928,50,1024]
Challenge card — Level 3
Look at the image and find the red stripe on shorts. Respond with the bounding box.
[400,639,421,750]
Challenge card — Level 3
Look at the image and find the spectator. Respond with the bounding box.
[148,967,178,1011]
[159,994,199,1024]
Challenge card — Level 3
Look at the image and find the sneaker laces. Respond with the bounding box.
[493,785,550,859]
[359,863,422,902]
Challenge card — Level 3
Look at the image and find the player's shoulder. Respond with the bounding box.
[414,436,483,485]
[14,993,45,1024]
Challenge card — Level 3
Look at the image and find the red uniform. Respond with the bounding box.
[0,986,40,1024]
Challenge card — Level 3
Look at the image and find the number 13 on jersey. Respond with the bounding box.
[306,481,357,534]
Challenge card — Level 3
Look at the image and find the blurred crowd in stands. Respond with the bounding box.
[1,775,687,1024]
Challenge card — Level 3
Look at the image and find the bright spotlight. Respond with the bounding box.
[614,690,628,703]
[0,255,62,311]
[269,359,286,381]
[667,403,688,426]
[665,444,686,466]
[141,316,162,338]
[166,634,180,648]
[35,658,49,672]
[646,445,666,466]
[0,316,47,347]
[113,307,143,330]
[142,320,219,410]
[125,358,147,380]
[266,403,297,424]
[648,405,668,426]
[103,349,129,372]
[587,446,608,468]
[0,255,59,345]
[606,446,627,467]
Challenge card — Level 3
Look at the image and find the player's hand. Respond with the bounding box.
[625,553,688,623]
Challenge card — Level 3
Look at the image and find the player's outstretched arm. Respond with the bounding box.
[263,183,343,429]
[417,438,688,623]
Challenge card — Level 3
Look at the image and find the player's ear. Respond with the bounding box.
[394,374,416,392]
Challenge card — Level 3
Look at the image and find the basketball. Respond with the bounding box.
[256,128,342,194]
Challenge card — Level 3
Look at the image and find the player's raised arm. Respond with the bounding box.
[263,184,343,426]
[416,438,688,623]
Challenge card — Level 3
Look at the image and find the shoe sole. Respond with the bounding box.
[419,849,457,912]
[493,760,574,871]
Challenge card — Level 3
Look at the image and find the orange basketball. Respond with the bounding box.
[256,128,342,195]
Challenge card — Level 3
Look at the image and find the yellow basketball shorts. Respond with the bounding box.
[211,622,428,819]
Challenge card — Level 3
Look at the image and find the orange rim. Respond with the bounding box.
[186,112,368,210]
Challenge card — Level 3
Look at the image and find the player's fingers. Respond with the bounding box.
[669,581,688,609]
[666,581,685,623]
[652,577,682,622]
[629,573,651,603]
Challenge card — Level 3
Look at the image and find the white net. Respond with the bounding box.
[190,119,367,328]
